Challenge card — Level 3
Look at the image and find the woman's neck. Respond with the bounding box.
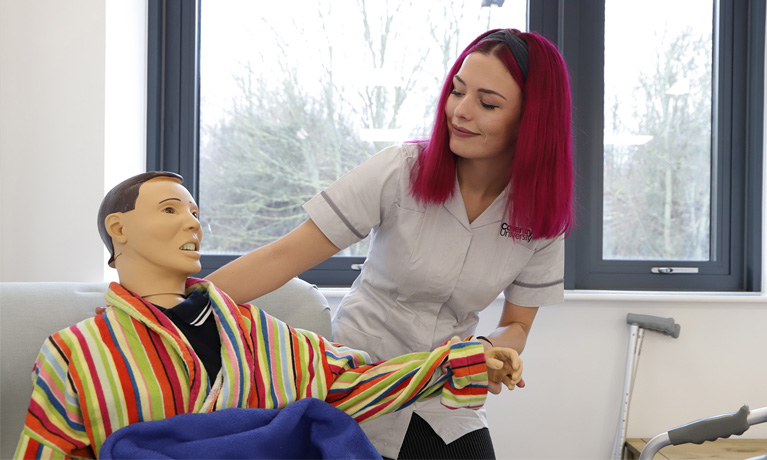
[456,157,510,201]
[456,158,510,223]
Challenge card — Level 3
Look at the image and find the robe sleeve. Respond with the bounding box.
[319,336,489,422]
[243,301,489,423]
[15,337,94,459]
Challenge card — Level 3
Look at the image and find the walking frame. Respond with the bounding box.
[638,405,767,459]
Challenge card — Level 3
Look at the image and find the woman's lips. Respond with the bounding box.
[451,124,479,138]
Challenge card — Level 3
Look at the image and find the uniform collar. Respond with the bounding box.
[443,179,510,231]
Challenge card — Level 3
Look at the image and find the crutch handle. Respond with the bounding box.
[626,313,680,338]
[668,405,750,445]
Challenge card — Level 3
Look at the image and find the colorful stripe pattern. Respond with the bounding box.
[15,279,488,459]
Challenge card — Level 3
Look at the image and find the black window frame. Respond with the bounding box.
[148,0,764,291]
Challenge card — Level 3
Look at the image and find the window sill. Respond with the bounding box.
[564,290,766,304]
[319,288,767,304]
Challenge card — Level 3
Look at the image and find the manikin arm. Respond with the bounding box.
[321,337,522,422]
[232,290,522,423]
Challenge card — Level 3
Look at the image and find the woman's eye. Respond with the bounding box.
[192,211,199,219]
[481,102,499,110]
[450,89,464,96]
[162,207,175,214]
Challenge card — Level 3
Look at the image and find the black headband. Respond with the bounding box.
[479,30,529,79]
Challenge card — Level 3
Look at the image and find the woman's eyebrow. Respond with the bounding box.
[453,75,507,100]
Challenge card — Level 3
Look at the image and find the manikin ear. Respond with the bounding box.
[105,213,128,244]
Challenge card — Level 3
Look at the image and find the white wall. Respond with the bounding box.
[0,0,145,283]
[1,1,766,459]
[481,294,767,459]
[323,292,767,459]
[1,0,106,281]
[103,1,148,282]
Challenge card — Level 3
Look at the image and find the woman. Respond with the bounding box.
[209,28,573,459]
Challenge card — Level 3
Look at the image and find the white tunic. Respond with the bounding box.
[304,143,564,458]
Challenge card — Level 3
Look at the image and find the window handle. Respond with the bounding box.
[651,267,699,274]
[351,264,363,271]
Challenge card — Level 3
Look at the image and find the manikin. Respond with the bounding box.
[15,172,521,459]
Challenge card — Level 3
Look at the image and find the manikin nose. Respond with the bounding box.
[185,211,201,229]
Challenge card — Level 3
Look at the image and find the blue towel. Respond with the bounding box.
[100,398,382,459]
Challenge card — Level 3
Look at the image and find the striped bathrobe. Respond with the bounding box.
[15,278,488,459]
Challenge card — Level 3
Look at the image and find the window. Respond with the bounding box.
[603,0,713,263]
[197,0,525,285]
[148,0,763,291]
[544,0,764,291]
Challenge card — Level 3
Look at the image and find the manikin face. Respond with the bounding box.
[445,52,523,163]
[116,177,202,277]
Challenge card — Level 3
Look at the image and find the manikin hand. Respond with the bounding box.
[484,346,524,395]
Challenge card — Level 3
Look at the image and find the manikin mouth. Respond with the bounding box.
[179,242,198,251]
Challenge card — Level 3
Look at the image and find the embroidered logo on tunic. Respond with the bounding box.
[500,223,533,242]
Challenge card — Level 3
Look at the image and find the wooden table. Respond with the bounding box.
[625,438,767,459]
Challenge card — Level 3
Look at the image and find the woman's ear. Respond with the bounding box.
[105,213,128,244]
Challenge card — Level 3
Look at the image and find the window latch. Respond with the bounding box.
[651,267,699,274]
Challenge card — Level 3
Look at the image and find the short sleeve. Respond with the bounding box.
[503,235,565,306]
[303,144,412,250]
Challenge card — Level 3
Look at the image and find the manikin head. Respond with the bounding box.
[98,172,202,301]
[98,171,184,267]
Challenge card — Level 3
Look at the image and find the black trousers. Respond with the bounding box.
[393,413,496,460]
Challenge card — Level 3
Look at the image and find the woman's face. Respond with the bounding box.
[445,51,523,162]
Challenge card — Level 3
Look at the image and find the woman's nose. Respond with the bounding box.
[453,98,472,120]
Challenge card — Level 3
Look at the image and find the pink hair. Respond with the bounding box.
[409,29,574,239]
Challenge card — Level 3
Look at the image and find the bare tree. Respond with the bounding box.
[603,28,712,260]
[198,0,502,254]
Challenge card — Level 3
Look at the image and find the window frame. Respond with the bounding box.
[147,0,764,291]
